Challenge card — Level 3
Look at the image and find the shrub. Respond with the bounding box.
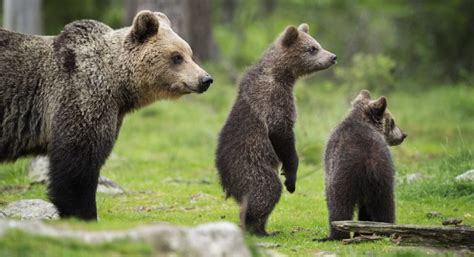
[335,53,396,93]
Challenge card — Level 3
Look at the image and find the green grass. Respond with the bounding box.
[0,71,473,256]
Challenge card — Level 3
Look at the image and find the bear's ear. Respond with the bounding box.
[351,89,371,106]
[369,96,387,117]
[281,26,299,47]
[129,10,160,43]
[358,89,371,100]
[154,12,171,27]
[298,23,309,34]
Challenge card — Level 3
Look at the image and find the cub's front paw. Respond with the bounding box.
[284,175,296,193]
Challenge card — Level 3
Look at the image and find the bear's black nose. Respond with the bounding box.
[402,133,408,139]
[199,75,213,92]
[331,55,337,62]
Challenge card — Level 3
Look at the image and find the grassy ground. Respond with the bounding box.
[0,70,473,256]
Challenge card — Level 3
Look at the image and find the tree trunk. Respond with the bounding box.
[187,0,213,62]
[332,221,474,249]
[3,0,43,34]
[221,0,236,23]
[261,0,276,16]
[124,0,138,26]
[124,0,215,62]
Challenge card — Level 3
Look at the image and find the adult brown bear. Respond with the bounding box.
[0,11,213,220]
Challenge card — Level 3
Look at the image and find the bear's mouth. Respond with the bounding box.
[182,83,202,94]
[183,82,205,94]
[388,137,405,146]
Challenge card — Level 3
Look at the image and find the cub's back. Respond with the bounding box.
[325,117,391,177]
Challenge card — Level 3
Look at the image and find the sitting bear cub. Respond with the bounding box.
[324,90,407,240]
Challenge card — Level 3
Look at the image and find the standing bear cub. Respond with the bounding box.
[0,11,213,220]
[216,24,336,236]
[324,90,407,240]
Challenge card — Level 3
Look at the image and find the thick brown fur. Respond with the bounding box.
[324,90,407,240]
[216,24,336,236]
[0,10,213,220]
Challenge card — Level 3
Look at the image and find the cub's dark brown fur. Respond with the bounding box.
[216,24,336,236]
[324,90,407,240]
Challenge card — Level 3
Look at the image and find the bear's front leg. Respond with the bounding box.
[269,125,299,193]
[48,111,118,220]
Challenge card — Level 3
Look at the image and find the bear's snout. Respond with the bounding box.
[198,74,213,93]
[331,54,337,63]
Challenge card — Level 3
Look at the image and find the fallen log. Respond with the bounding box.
[342,235,384,245]
[331,221,474,249]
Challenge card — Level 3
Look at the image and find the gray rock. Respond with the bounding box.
[97,176,125,195]
[28,156,50,184]
[314,251,337,257]
[400,172,430,184]
[182,222,251,257]
[0,199,59,220]
[426,211,443,218]
[256,242,281,249]
[455,169,474,182]
[263,250,287,257]
[0,219,251,257]
[28,156,125,194]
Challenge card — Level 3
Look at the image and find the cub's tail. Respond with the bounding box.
[239,194,249,232]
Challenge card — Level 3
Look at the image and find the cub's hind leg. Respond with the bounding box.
[241,167,282,236]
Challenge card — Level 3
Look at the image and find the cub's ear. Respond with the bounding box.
[298,23,309,34]
[351,89,371,106]
[281,26,299,47]
[154,12,171,27]
[369,96,387,117]
[358,89,371,99]
[129,10,160,43]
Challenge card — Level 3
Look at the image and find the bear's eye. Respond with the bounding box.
[172,54,184,65]
[390,119,395,129]
[308,46,318,54]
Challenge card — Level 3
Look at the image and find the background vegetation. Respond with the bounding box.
[1,0,473,256]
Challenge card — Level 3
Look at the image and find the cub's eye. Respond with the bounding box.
[172,54,184,65]
[390,119,395,129]
[308,46,318,54]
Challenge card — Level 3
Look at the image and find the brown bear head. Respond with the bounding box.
[351,90,407,146]
[275,23,337,77]
[125,11,213,106]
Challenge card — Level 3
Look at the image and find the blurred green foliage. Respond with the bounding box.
[211,0,474,86]
[43,0,123,34]
[1,0,473,86]
[335,53,396,93]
